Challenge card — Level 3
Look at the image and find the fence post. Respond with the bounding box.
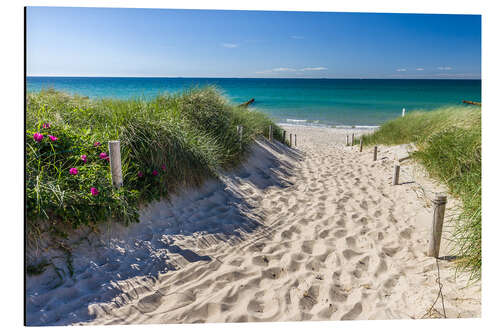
[351,133,355,146]
[269,125,272,141]
[295,134,297,146]
[392,164,400,185]
[108,140,123,188]
[237,125,243,149]
[402,108,406,117]
[346,134,349,146]
[428,195,448,258]
[373,146,378,161]
[290,133,292,147]
[283,130,286,144]
[360,136,363,152]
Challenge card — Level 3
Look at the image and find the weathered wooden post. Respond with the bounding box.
[346,134,349,146]
[351,133,355,146]
[269,125,272,141]
[239,126,243,148]
[402,108,406,117]
[295,134,297,146]
[108,140,123,188]
[283,130,286,144]
[360,136,363,152]
[289,133,292,147]
[428,194,448,258]
[373,146,378,161]
[392,163,400,185]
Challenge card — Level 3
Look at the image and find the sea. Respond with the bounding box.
[26,77,481,127]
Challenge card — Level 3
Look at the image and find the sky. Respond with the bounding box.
[26,7,481,79]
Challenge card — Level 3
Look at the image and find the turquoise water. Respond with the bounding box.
[27,77,481,126]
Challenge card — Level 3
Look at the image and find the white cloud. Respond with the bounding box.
[300,67,328,71]
[437,66,452,70]
[416,68,425,71]
[255,67,297,74]
[291,35,304,39]
[272,67,297,72]
[396,68,407,72]
[221,43,238,48]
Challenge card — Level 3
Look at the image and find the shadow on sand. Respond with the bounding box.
[26,138,303,326]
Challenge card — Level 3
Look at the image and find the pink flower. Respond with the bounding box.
[81,155,87,163]
[33,133,43,142]
[90,187,99,196]
[152,170,158,176]
[94,142,100,147]
[99,152,108,160]
[161,164,166,171]
[69,168,78,175]
[42,123,50,129]
[48,135,58,142]
[138,171,143,178]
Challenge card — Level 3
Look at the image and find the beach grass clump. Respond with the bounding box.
[361,106,481,280]
[26,87,279,237]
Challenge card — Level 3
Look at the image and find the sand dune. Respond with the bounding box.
[26,126,480,326]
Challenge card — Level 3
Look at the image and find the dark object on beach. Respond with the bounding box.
[239,98,255,107]
[462,100,481,106]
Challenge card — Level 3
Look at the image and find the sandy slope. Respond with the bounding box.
[26,126,480,326]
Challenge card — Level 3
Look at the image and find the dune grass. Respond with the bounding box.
[26,87,282,238]
[361,106,481,281]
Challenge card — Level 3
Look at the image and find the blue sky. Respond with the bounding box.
[26,7,481,79]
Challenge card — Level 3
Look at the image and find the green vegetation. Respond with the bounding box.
[26,87,282,237]
[361,106,481,280]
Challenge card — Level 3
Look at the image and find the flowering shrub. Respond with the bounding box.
[33,133,43,142]
[90,187,99,196]
[26,87,278,233]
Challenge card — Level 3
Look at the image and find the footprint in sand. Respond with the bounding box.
[340,302,363,320]
[299,286,319,311]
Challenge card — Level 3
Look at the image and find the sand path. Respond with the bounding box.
[26,126,480,326]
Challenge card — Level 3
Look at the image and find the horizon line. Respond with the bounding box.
[26,75,482,80]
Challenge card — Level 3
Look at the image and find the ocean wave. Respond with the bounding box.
[278,122,380,130]
[286,119,308,123]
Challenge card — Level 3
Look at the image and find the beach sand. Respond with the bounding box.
[26,125,480,326]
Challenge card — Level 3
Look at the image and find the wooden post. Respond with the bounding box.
[351,133,355,146]
[392,164,400,185]
[402,108,406,117]
[346,134,349,146]
[373,146,378,161]
[295,134,297,146]
[269,125,272,141]
[238,125,243,149]
[108,140,123,188]
[283,130,286,144]
[360,137,363,152]
[289,133,292,147]
[428,195,448,258]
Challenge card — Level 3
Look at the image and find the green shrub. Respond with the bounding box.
[361,106,481,280]
[26,87,280,235]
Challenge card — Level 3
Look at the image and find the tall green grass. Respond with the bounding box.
[26,87,281,237]
[361,106,481,280]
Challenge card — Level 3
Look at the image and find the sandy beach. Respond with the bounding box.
[26,125,480,325]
